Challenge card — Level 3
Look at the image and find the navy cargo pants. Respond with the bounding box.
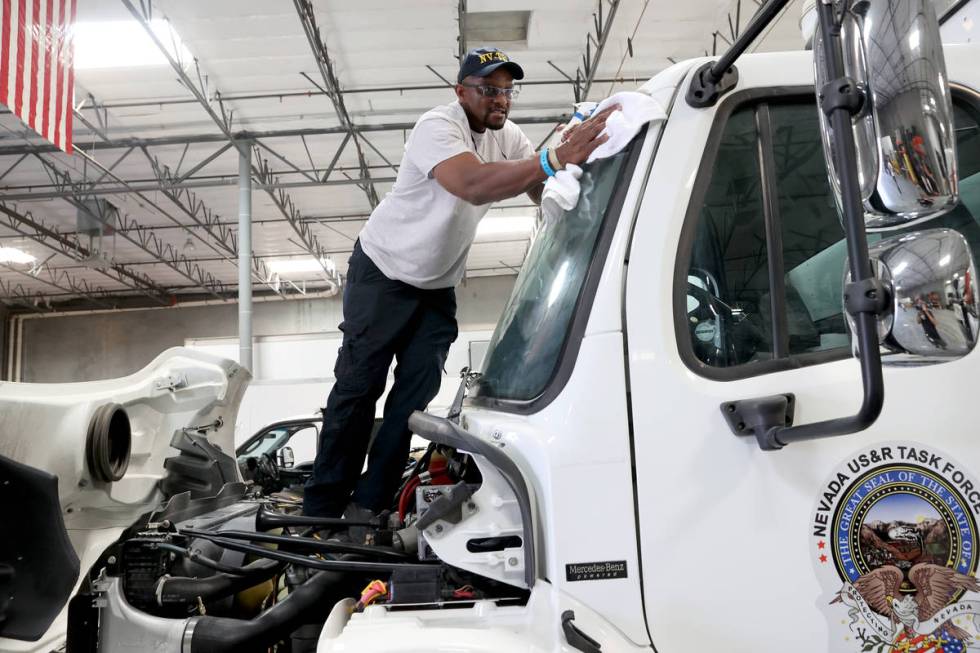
[303,241,458,517]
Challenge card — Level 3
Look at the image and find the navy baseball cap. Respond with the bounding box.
[457,47,525,84]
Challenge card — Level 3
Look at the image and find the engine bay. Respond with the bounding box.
[66,439,530,653]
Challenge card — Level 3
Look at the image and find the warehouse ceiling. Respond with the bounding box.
[0,0,890,312]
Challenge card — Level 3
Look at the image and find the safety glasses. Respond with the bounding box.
[460,83,521,100]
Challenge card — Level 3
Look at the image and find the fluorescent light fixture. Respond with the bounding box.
[267,257,336,275]
[939,254,951,267]
[74,19,192,70]
[475,216,536,240]
[0,247,36,264]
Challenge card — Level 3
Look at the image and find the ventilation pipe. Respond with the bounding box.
[238,144,253,374]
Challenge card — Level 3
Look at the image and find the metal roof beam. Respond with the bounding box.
[1,260,116,309]
[0,115,568,156]
[0,278,52,312]
[293,0,379,208]
[1,173,399,201]
[122,0,339,282]
[72,102,283,298]
[0,202,172,304]
[574,0,622,102]
[140,146,286,297]
[0,77,640,116]
[32,155,230,300]
[457,0,467,62]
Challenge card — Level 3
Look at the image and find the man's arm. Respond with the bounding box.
[432,105,617,206]
[526,182,543,205]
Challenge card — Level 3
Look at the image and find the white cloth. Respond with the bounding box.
[586,91,666,163]
[540,91,666,219]
[358,101,535,289]
[541,164,583,223]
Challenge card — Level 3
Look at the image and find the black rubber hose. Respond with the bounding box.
[255,508,377,531]
[156,543,254,576]
[156,558,282,606]
[187,566,350,653]
[182,528,410,561]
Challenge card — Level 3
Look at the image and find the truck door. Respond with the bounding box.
[625,51,980,652]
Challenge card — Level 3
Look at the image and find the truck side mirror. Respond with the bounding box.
[848,229,979,361]
[814,0,958,229]
[277,446,295,469]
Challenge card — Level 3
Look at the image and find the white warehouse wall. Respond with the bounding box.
[18,274,515,388]
[943,0,979,42]
[189,328,494,444]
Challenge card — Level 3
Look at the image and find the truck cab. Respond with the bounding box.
[374,43,980,652]
[7,7,980,653]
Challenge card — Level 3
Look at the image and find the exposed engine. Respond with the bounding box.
[66,441,530,653]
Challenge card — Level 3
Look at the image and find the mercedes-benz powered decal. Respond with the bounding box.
[566,560,628,582]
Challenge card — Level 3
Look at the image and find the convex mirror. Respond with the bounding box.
[846,228,979,361]
[277,446,295,469]
[814,0,958,229]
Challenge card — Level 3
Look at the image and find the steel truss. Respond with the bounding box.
[548,0,622,103]
[122,0,340,284]
[294,0,379,207]
[0,202,172,305]
[32,154,229,299]
[0,0,655,309]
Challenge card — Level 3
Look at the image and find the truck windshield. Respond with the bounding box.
[472,144,636,402]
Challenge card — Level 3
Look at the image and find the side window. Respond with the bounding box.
[680,91,980,376]
[286,425,319,464]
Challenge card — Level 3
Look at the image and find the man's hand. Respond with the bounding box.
[430,104,620,206]
[554,104,619,167]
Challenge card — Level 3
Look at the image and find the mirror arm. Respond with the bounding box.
[685,0,793,107]
[723,0,885,451]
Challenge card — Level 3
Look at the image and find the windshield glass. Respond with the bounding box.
[238,425,298,459]
[473,144,636,401]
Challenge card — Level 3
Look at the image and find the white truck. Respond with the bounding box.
[3,0,980,651]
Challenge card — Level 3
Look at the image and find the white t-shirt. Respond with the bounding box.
[358,101,535,289]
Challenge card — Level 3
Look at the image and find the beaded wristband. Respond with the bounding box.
[539,148,557,177]
[547,148,562,172]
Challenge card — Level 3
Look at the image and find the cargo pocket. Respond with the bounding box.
[334,280,382,395]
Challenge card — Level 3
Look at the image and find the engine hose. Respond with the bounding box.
[155,558,283,607]
[181,528,411,561]
[184,566,351,653]
[157,543,254,576]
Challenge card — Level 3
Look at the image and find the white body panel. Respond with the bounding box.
[317,582,649,653]
[625,46,980,651]
[0,347,247,653]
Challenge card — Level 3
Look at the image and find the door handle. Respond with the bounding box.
[561,610,601,653]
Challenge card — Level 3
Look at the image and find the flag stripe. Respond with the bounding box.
[1,0,11,101]
[27,0,38,127]
[1,0,72,152]
[3,0,17,109]
[13,0,25,115]
[64,0,74,152]
[52,0,65,150]
[40,0,52,140]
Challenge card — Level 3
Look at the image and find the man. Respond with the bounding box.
[303,47,615,518]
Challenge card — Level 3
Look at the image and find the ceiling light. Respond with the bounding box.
[74,19,192,70]
[267,257,336,275]
[475,216,536,241]
[0,247,36,265]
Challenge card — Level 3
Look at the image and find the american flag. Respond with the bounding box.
[1,0,76,152]
[892,627,966,653]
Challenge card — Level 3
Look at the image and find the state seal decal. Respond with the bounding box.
[813,443,980,652]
